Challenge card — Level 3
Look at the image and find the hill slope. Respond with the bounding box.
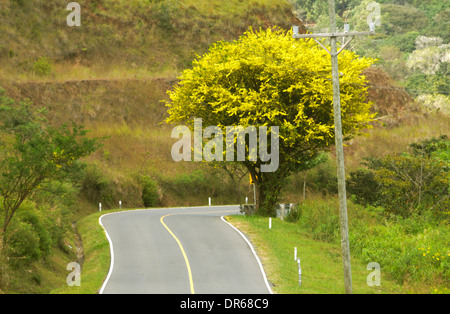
[0,0,303,80]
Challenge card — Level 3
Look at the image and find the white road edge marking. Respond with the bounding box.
[220,216,274,294]
[98,213,115,294]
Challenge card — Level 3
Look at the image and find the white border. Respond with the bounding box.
[98,213,115,294]
[220,216,274,294]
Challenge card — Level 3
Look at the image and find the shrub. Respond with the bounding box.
[295,200,340,242]
[17,209,51,258]
[153,1,179,32]
[2,200,60,267]
[284,204,302,223]
[32,181,76,248]
[140,175,159,207]
[350,136,449,218]
[6,220,42,267]
[80,165,114,207]
[31,57,53,76]
[172,170,209,197]
[347,168,381,206]
[305,157,338,195]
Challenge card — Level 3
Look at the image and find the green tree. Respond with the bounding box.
[165,27,374,215]
[0,88,101,254]
[373,153,449,217]
[352,136,449,217]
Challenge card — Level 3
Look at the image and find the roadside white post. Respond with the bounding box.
[246,197,248,204]
[269,218,272,229]
[209,197,211,206]
[294,247,297,261]
[119,200,122,210]
[99,203,102,212]
[297,258,302,286]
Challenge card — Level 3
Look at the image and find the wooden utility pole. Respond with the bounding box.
[293,0,376,294]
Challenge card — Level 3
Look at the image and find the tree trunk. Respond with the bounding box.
[303,171,308,200]
[0,229,8,292]
[255,181,263,213]
[0,231,3,257]
[256,177,281,217]
[247,166,284,217]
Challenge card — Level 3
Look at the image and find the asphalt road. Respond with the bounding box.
[99,206,272,294]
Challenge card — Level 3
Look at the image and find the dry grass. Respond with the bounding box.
[344,111,449,171]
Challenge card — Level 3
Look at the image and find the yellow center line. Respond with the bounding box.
[159,210,238,295]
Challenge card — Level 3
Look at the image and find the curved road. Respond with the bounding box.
[99,206,272,294]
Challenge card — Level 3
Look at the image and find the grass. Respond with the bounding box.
[0,0,297,83]
[0,247,76,294]
[51,209,126,294]
[226,215,404,294]
[344,111,449,172]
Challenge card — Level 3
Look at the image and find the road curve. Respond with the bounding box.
[98,206,272,294]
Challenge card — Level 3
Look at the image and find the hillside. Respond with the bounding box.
[0,0,449,294]
[0,0,303,80]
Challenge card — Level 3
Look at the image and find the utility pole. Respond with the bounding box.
[293,0,376,294]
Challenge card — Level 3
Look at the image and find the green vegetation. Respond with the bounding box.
[140,175,160,208]
[51,210,116,294]
[226,213,403,294]
[0,89,101,237]
[0,88,101,293]
[293,198,449,292]
[228,191,449,293]
[348,135,449,217]
[0,0,448,294]
[290,0,450,114]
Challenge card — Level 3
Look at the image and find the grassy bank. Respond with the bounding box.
[226,194,449,294]
[51,210,116,294]
[226,215,403,294]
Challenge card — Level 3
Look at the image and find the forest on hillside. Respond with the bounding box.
[289,0,449,113]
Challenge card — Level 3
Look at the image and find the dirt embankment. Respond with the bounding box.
[1,77,176,127]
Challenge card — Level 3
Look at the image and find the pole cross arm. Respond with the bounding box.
[292,27,375,56]
[293,30,375,39]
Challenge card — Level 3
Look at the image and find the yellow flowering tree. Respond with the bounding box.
[165,27,374,215]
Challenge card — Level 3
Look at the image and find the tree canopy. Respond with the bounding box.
[165,27,375,215]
